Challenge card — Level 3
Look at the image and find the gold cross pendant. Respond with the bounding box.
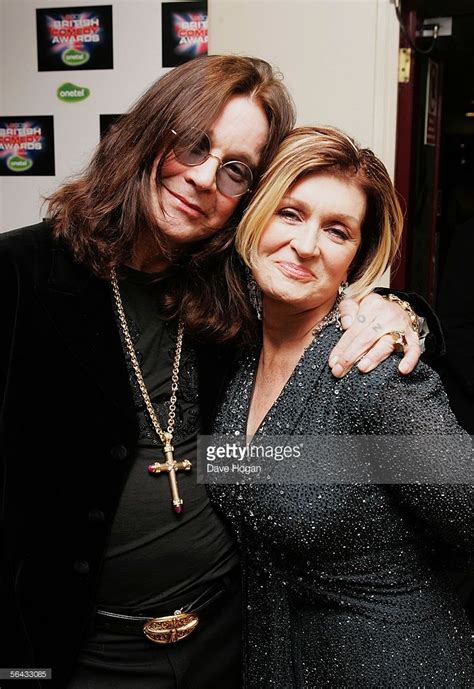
[147,433,192,514]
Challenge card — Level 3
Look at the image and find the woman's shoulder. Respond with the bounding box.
[346,354,442,392]
[336,353,462,436]
[298,326,440,404]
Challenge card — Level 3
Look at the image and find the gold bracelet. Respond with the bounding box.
[383,293,421,334]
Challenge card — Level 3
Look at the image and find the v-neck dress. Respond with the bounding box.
[208,324,474,688]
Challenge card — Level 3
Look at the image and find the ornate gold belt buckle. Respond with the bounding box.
[143,611,199,644]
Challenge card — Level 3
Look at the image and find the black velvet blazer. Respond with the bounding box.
[0,222,230,687]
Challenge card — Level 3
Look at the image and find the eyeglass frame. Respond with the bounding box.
[170,128,254,197]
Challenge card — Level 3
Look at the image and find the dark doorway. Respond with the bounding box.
[392,0,474,306]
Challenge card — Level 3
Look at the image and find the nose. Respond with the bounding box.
[290,225,321,258]
[185,155,220,191]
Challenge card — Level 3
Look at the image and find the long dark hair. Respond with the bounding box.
[46,55,295,343]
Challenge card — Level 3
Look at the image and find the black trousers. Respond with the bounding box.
[67,583,242,689]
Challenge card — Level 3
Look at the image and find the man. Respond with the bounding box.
[0,55,430,688]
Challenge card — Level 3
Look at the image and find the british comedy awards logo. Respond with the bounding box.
[0,117,55,176]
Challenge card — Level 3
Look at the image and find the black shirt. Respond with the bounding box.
[97,267,238,612]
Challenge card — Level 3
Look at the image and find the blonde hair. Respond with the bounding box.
[236,126,403,299]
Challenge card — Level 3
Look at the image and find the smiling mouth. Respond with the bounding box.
[164,187,206,216]
[277,261,315,280]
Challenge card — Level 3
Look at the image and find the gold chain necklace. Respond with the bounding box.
[311,300,342,338]
[110,268,191,514]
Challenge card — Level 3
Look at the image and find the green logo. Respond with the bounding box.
[7,156,33,172]
[62,48,90,67]
[57,82,90,103]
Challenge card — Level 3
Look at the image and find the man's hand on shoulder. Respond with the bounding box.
[328,293,421,378]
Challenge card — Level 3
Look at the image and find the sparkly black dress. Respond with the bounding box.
[208,325,474,688]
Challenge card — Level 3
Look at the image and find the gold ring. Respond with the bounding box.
[387,330,407,350]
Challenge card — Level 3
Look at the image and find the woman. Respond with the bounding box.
[208,127,474,687]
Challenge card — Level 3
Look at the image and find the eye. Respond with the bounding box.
[222,161,248,182]
[189,138,209,157]
[277,208,301,222]
[173,131,209,165]
[326,226,349,241]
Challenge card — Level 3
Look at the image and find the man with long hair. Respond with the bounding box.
[0,55,433,688]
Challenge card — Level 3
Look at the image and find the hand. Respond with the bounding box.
[328,293,421,378]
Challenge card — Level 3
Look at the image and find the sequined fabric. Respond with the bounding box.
[209,325,474,688]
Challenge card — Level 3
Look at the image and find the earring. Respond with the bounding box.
[338,281,349,297]
[246,267,262,320]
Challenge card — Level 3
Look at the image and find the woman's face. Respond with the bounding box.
[252,172,365,315]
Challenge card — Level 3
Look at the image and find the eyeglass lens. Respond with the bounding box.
[172,129,253,197]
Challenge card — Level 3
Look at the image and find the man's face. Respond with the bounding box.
[150,94,270,246]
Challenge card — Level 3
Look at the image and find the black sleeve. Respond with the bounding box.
[359,359,474,554]
[373,287,445,363]
[0,255,32,666]
[0,255,18,410]
[436,223,474,396]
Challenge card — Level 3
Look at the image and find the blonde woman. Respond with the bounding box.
[209,127,473,688]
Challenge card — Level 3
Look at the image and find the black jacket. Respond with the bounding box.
[0,222,230,686]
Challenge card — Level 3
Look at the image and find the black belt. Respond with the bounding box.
[96,577,233,644]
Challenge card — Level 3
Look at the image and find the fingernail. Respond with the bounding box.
[341,315,353,329]
[357,356,373,373]
[331,364,344,378]
[328,355,339,368]
[399,362,410,374]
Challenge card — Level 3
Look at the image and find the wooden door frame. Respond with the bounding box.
[392,0,418,290]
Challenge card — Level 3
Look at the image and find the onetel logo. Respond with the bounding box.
[7,156,33,172]
[62,48,90,66]
[57,83,90,102]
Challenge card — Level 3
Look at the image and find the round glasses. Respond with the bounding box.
[171,128,253,197]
